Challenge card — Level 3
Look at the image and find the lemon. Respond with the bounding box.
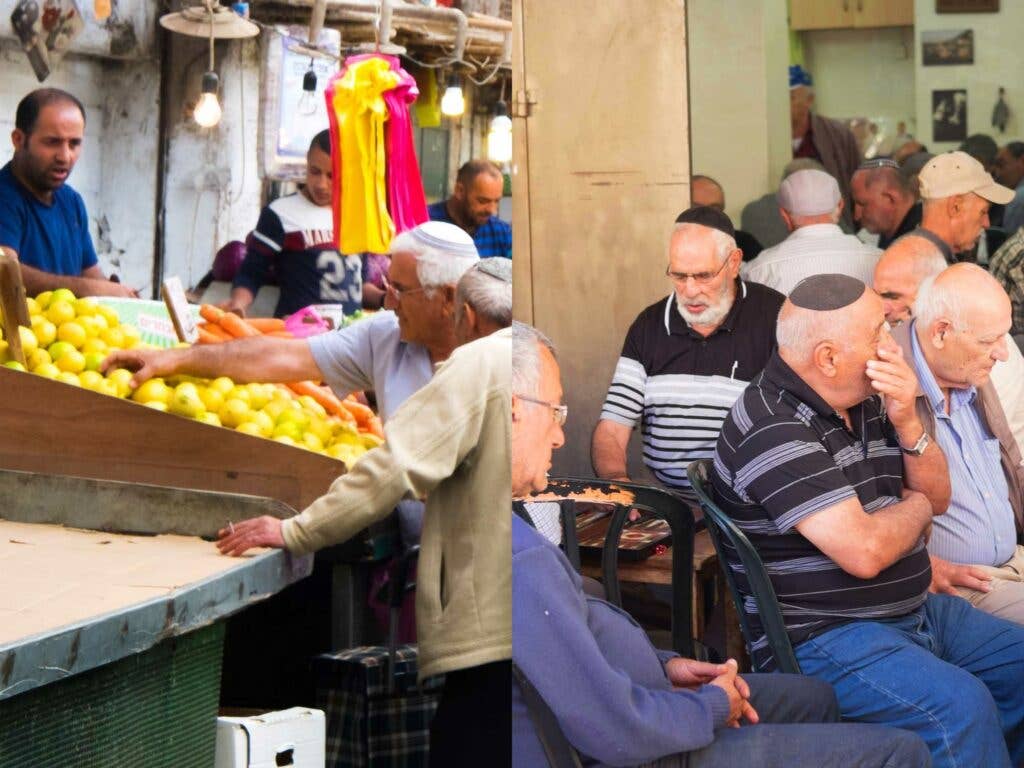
[142,400,168,412]
[272,435,297,446]
[244,409,275,437]
[169,382,207,419]
[331,431,362,447]
[4,360,27,372]
[276,408,310,432]
[81,337,108,355]
[120,325,141,348]
[45,301,76,326]
[197,386,225,413]
[47,341,75,362]
[196,411,222,427]
[272,421,303,442]
[236,421,264,437]
[98,379,119,398]
[17,326,39,355]
[50,288,77,305]
[57,321,87,349]
[246,383,273,410]
[226,385,252,405]
[78,370,105,391]
[32,362,60,379]
[97,305,120,327]
[297,395,327,419]
[218,398,251,428]
[100,327,125,349]
[307,417,333,445]
[56,371,81,387]
[301,432,325,452]
[210,376,235,395]
[132,378,172,405]
[34,291,53,310]
[73,298,98,317]
[360,433,384,449]
[261,399,291,421]
[25,297,40,316]
[105,368,134,397]
[26,348,52,370]
[56,349,86,374]
[31,317,57,347]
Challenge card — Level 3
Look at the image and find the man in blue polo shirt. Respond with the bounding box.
[428,159,511,259]
[0,88,137,297]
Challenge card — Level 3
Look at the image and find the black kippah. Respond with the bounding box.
[789,274,866,310]
[674,205,736,239]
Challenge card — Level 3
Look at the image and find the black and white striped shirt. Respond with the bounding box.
[711,353,932,671]
[599,280,783,496]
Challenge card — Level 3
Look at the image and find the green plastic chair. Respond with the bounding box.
[687,459,801,673]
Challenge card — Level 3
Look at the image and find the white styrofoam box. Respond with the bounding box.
[215,707,325,768]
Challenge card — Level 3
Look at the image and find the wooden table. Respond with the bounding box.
[582,529,748,665]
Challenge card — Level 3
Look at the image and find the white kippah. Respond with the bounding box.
[407,220,479,258]
[777,169,842,217]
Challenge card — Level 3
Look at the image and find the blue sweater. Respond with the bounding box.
[512,516,730,767]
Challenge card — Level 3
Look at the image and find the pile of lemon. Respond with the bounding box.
[0,289,377,465]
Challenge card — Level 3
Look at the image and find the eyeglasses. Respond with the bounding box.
[383,277,427,301]
[515,394,568,427]
[665,257,730,287]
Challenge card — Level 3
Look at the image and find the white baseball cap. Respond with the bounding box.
[777,169,841,216]
[918,150,1014,204]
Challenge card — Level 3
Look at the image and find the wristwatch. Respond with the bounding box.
[899,431,930,456]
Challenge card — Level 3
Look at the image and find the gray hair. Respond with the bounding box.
[389,229,479,296]
[455,259,512,327]
[512,320,556,397]
[671,222,737,264]
[914,274,967,332]
[776,304,858,361]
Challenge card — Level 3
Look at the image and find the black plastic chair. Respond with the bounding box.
[687,460,801,673]
[526,476,696,659]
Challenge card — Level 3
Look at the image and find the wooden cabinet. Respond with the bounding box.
[790,0,913,30]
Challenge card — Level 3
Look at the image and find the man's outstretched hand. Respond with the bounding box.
[216,515,285,556]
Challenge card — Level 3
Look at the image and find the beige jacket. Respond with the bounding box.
[893,322,1024,534]
[282,328,512,679]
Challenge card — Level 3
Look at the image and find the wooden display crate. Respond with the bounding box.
[0,365,345,512]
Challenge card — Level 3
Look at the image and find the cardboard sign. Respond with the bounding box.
[162,276,199,344]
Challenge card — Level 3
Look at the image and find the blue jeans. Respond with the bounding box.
[647,674,929,768]
[794,593,1024,768]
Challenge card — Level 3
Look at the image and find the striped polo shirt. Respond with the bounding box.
[599,280,783,496]
[711,353,932,671]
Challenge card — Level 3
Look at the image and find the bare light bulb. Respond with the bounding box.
[298,66,318,117]
[487,101,512,163]
[440,75,465,118]
[194,71,222,128]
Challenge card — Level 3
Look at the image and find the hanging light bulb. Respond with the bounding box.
[440,74,465,118]
[194,71,222,127]
[298,63,318,117]
[487,100,512,164]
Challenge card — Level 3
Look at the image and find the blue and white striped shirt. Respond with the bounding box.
[910,324,1017,566]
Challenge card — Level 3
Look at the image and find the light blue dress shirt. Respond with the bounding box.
[910,324,1017,565]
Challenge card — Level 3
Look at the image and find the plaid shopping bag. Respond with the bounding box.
[315,645,443,768]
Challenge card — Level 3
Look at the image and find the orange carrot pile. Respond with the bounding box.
[195,304,380,435]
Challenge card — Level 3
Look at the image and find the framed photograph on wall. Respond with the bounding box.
[922,30,974,65]
[932,89,968,142]
[936,0,998,11]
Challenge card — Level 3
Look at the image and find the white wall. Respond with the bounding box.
[688,0,790,224]
[0,41,160,295]
[803,27,916,135]
[915,0,1023,152]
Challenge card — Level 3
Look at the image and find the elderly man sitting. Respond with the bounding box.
[742,169,879,295]
[512,323,929,768]
[592,206,783,498]
[892,263,1024,623]
[712,274,1024,767]
[874,235,1024,459]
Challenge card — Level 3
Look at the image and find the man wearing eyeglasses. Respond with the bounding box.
[591,206,784,499]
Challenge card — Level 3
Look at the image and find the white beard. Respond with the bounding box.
[675,285,734,328]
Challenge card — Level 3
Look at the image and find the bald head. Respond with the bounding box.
[778,275,889,410]
[873,236,947,325]
[691,175,725,211]
[914,263,1011,390]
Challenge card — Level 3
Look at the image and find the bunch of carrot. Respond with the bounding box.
[197,305,384,439]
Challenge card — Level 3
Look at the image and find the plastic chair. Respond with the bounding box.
[526,477,696,659]
[687,459,801,673]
